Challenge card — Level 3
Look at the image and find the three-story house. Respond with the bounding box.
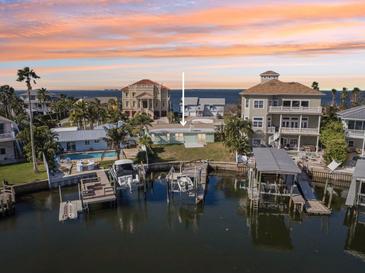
[240,71,323,152]
[121,79,170,119]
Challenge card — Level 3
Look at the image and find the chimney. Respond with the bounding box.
[260,71,280,83]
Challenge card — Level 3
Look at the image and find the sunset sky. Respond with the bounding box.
[1,0,365,90]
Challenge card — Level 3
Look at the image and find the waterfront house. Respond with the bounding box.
[240,71,322,151]
[52,127,108,152]
[19,90,58,115]
[121,79,170,119]
[0,116,22,164]
[337,105,365,155]
[181,97,225,118]
[149,123,215,148]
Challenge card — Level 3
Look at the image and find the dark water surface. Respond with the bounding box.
[0,175,364,272]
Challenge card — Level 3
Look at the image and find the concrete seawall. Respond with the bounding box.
[13,180,49,195]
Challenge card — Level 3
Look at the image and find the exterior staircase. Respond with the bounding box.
[268,131,280,147]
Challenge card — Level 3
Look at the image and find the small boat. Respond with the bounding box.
[110,159,143,192]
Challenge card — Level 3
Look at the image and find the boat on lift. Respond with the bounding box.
[110,159,144,192]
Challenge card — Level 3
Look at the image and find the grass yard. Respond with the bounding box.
[0,162,47,185]
[149,142,234,163]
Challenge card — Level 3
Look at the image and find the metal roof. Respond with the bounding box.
[53,129,106,142]
[337,105,365,120]
[353,159,365,179]
[199,98,225,105]
[184,97,199,105]
[253,148,301,174]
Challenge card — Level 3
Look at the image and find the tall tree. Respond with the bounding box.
[70,100,88,129]
[311,81,319,91]
[37,88,50,115]
[130,112,153,137]
[351,87,361,107]
[139,135,153,165]
[104,124,131,160]
[17,67,40,173]
[0,85,24,119]
[340,87,349,110]
[331,88,337,107]
[223,116,253,156]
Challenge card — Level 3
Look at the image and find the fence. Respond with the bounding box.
[307,168,352,188]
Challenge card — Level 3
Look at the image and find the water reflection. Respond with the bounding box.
[344,210,365,262]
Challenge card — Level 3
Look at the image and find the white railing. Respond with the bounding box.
[267,126,276,134]
[269,106,322,114]
[346,129,365,138]
[0,132,15,140]
[281,127,319,135]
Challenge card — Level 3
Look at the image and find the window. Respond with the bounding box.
[253,139,261,146]
[0,148,5,154]
[143,100,148,108]
[245,99,249,108]
[292,100,300,107]
[253,117,263,128]
[132,101,136,107]
[267,117,272,127]
[132,92,135,97]
[175,133,184,141]
[254,100,264,109]
[301,117,309,128]
[355,121,363,130]
[94,140,99,143]
[283,100,291,107]
[0,123,4,134]
[348,120,355,130]
[348,140,354,147]
[282,117,290,127]
[126,101,129,107]
[197,134,206,143]
[85,140,90,145]
[271,100,279,106]
[301,101,309,107]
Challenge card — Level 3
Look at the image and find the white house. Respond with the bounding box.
[19,91,58,115]
[52,127,108,152]
[0,116,22,164]
[337,105,365,155]
[181,97,225,118]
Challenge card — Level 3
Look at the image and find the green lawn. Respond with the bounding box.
[147,142,234,163]
[0,162,47,185]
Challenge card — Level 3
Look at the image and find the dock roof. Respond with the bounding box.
[353,159,365,179]
[253,148,301,175]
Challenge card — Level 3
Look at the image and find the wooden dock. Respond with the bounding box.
[59,200,83,221]
[80,170,116,206]
[0,183,15,215]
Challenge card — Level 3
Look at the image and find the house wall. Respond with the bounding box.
[0,141,16,162]
[151,132,215,145]
[59,139,108,152]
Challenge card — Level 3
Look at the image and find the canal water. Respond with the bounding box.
[0,174,364,272]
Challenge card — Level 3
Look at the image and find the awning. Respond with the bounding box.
[253,148,301,175]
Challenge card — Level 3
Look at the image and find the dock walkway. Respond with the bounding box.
[297,171,331,215]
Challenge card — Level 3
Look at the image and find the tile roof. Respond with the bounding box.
[337,105,365,120]
[260,70,280,76]
[241,79,322,96]
[52,128,106,142]
[122,79,169,91]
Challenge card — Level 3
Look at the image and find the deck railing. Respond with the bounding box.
[269,106,322,114]
[346,129,365,138]
[280,127,319,135]
[0,132,15,140]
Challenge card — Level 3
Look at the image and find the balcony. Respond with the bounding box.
[346,129,365,139]
[268,106,322,114]
[280,127,319,135]
[0,131,16,141]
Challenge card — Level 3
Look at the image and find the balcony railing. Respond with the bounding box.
[269,106,322,114]
[280,127,319,135]
[346,129,365,138]
[0,132,16,140]
[267,126,276,134]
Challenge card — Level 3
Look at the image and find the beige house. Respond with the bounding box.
[0,116,22,164]
[121,79,170,119]
[240,71,323,152]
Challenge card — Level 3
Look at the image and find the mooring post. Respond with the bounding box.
[322,178,329,202]
[328,186,334,208]
[58,185,62,203]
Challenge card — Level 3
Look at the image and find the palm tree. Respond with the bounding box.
[17,67,40,173]
[311,81,319,91]
[130,112,153,137]
[0,85,25,121]
[223,116,253,157]
[351,87,361,107]
[70,100,88,129]
[139,135,153,165]
[37,88,50,115]
[331,89,337,107]
[104,124,131,160]
[340,87,349,110]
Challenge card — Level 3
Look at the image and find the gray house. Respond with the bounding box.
[181,97,225,118]
[338,105,365,155]
[0,116,22,164]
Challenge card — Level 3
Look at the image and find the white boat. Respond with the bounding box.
[110,159,143,192]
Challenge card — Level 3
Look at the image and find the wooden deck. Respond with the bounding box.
[59,200,83,221]
[80,170,116,205]
[305,200,331,215]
